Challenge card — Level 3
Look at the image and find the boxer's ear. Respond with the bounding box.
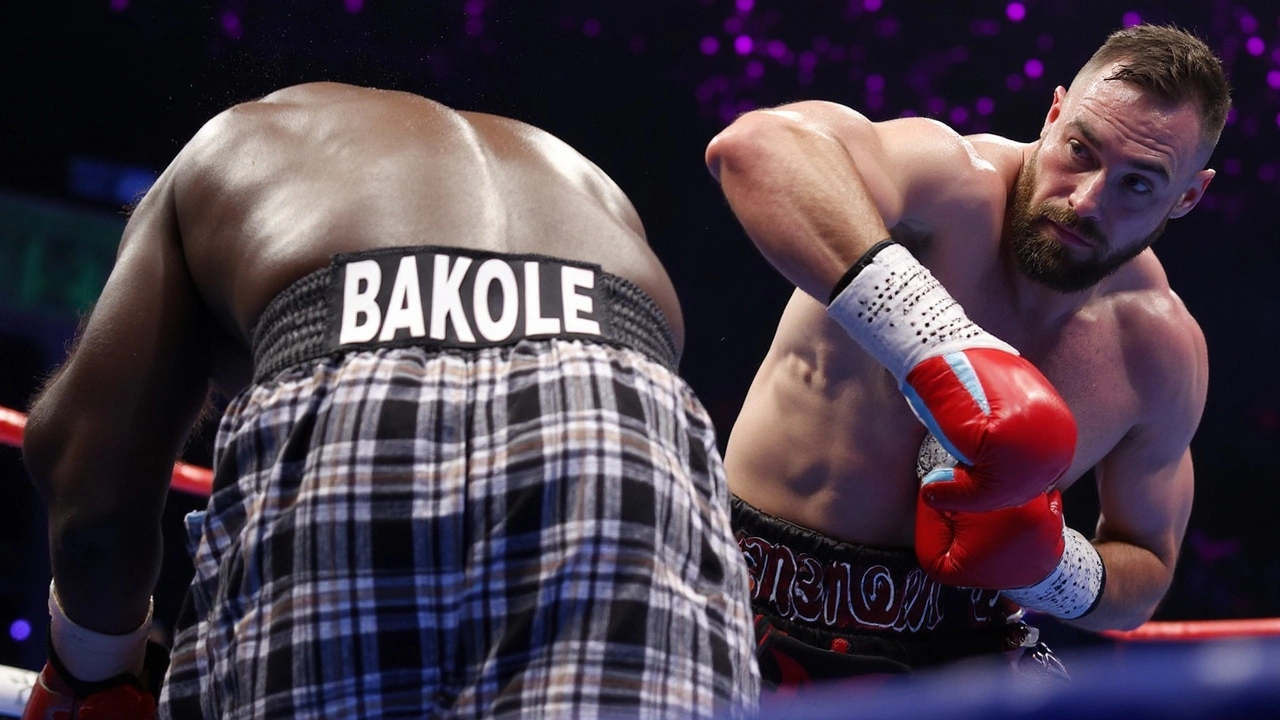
[1168,168,1214,219]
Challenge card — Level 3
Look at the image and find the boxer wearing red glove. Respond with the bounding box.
[827,239,1076,513]
[914,436,1105,620]
[23,583,165,720]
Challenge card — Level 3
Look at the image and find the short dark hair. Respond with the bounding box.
[1077,24,1232,152]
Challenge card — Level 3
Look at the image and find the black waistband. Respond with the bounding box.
[250,247,680,383]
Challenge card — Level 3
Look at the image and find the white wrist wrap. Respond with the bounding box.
[827,242,1016,381]
[49,581,152,681]
[1001,527,1105,619]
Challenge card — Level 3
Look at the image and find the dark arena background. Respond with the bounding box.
[2,1,1279,717]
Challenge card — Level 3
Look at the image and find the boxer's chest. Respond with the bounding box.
[966,292,1140,488]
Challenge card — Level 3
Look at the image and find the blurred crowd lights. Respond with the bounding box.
[6,621,30,644]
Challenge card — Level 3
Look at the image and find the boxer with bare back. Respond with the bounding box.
[22,82,759,718]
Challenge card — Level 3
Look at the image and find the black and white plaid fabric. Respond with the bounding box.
[160,339,758,719]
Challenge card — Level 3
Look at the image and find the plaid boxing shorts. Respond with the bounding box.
[159,247,760,718]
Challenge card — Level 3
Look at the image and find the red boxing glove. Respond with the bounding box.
[24,583,167,720]
[828,240,1075,512]
[914,488,1066,590]
[907,348,1076,512]
[23,659,157,720]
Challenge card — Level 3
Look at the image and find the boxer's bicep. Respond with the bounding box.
[1091,298,1206,571]
[25,169,212,517]
[1093,442,1195,573]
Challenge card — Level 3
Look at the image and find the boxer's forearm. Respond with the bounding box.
[1058,540,1174,632]
[50,516,162,635]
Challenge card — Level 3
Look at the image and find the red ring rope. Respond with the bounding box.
[1099,618,1280,642]
[0,404,212,497]
[4,404,1280,643]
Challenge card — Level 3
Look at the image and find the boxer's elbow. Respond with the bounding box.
[705,109,809,183]
[21,396,70,506]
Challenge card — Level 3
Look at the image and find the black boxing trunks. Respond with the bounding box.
[160,247,759,719]
[731,495,1036,688]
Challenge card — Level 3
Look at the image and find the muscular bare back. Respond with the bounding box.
[724,125,1204,550]
[23,84,691,586]
[160,82,682,385]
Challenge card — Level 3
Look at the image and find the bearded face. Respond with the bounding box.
[1007,148,1168,294]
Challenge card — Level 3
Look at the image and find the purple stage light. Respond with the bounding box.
[864,0,882,12]
[1122,11,1141,27]
[1006,73,1025,91]
[950,106,969,125]
[109,0,128,11]
[866,73,885,93]
[734,35,754,55]
[737,0,755,13]
[1024,58,1044,79]
[1268,70,1280,90]
[700,36,720,56]
[874,17,899,38]
[220,12,242,40]
[344,0,363,13]
[582,19,601,37]
[976,97,995,115]
[1006,3,1026,23]
[746,60,765,80]
[9,619,30,643]
[767,39,788,59]
[1239,14,1258,34]
[970,19,1000,37]
[1246,37,1265,57]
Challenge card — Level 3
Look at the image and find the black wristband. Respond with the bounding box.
[827,238,898,305]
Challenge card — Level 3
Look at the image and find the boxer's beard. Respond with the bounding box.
[1007,153,1167,293]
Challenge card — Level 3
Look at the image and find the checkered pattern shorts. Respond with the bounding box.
[158,339,758,719]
